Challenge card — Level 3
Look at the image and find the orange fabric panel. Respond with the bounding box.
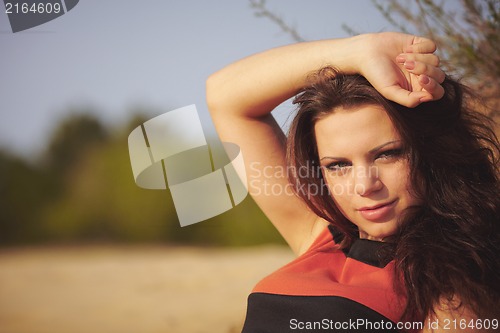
[252,227,405,323]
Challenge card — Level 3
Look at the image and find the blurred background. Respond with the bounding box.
[0,1,497,332]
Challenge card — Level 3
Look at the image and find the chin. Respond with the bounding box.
[358,222,398,241]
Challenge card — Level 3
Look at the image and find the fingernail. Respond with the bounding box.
[404,61,415,70]
[420,75,430,85]
[396,54,406,63]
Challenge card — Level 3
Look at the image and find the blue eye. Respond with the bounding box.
[325,161,352,173]
[376,148,403,160]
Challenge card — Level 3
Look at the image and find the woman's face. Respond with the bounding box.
[315,104,418,241]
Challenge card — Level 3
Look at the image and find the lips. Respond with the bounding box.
[357,200,397,221]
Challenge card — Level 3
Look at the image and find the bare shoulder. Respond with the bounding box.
[295,218,330,256]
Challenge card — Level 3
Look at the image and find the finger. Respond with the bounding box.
[418,75,445,101]
[403,61,446,83]
[406,37,437,54]
[379,85,426,108]
[396,53,440,67]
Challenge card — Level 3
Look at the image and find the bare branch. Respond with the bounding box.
[249,0,499,121]
[249,0,306,42]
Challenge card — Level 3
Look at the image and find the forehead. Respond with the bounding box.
[314,105,400,156]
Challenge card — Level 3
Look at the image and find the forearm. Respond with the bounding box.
[206,35,365,117]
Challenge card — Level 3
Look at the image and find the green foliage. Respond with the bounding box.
[171,196,285,247]
[40,132,178,243]
[1,107,285,247]
[44,112,108,175]
[0,150,55,244]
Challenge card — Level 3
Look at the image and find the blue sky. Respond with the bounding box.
[0,0,455,158]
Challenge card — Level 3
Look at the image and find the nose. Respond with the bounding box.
[353,165,382,196]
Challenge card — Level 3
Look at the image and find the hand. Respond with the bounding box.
[357,32,446,108]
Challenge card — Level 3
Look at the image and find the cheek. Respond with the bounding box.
[384,161,415,200]
[324,177,354,210]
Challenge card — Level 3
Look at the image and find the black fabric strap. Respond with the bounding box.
[328,224,394,268]
[242,293,402,333]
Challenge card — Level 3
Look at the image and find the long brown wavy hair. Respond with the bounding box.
[286,67,500,324]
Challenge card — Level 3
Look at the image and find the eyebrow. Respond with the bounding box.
[368,140,401,154]
[319,140,402,161]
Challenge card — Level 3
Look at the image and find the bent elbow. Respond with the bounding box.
[205,72,225,116]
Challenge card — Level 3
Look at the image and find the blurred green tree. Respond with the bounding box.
[1,106,285,246]
[0,150,54,244]
[44,111,109,177]
[40,113,179,243]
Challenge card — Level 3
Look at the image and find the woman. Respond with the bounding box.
[206,32,499,332]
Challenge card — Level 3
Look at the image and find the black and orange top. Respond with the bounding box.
[241,225,406,332]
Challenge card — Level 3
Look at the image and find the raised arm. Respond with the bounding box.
[206,32,443,255]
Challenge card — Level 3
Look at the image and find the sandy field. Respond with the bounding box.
[0,245,294,333]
